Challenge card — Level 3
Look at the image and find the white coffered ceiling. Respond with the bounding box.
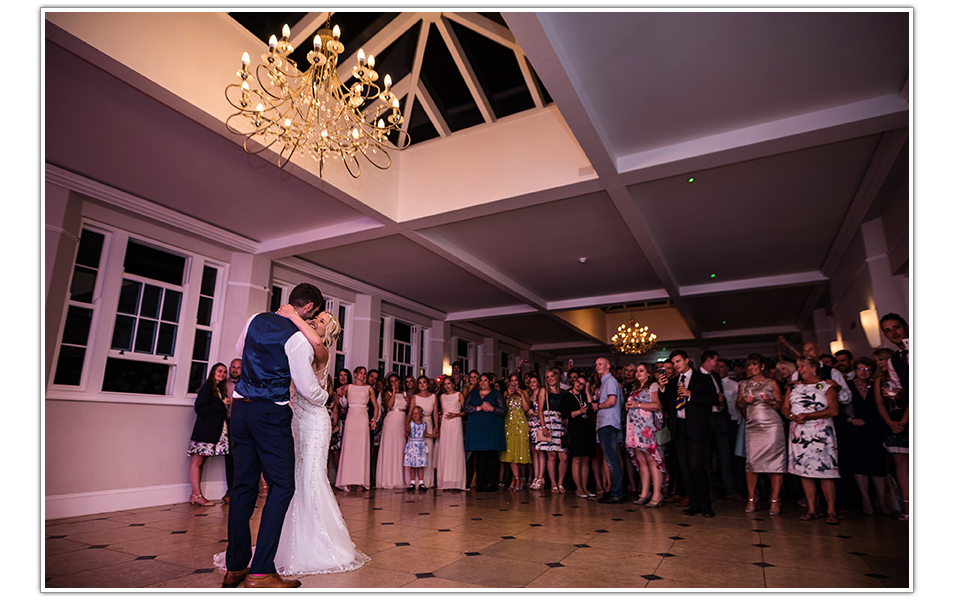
[44,10,910,356]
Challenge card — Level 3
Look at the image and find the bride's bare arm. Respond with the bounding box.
[277,303,329,365]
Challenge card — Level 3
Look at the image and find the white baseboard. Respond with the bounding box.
[45,480,228,520]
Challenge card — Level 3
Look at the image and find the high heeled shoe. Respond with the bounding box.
[190,494,214,507]
[745,498,757,513]
[634,495,652,505]
[769,499,781,516]
[645,497,664,508]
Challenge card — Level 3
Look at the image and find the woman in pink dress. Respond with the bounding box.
[436,376,467,490]
[406,375,440,489]
[376,373,408,489]
[335,366,379,491]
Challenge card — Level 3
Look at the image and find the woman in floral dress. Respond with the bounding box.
[782,356,840,524]
[624,363,667,507]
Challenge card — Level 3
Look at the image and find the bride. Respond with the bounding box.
[216,306,369,576]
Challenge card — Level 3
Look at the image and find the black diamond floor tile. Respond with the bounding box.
[48,535,67,539]
[438,529,451,532]
[835,535,852,539]
[678,523,691,527]
[753,543,770,548]
[657,553,675,557]
[219,539,228,543]
[135,555,157,560]
[416,572,435,579]
[418,512,430,515]
[752,529,767,533]
[546,562,564,568]
[171,531,187,534]
[129,523,146,527]
[866,573,890,579]
[574,544,590,548]
[381,522,394,525]
[465,552,481,556]
[642,574,662,581]
[471,518,483,521]
[849,551,869,556]
[395,542,411,546]
[753,562,775,568]
[529,524,542,527]
[194,568,214,574]
[594,529,609,533]
[669,536,684,541]
[501,536,516,539]
[373,507,383,510]
[552,513,563,517]
[612,518,623,521]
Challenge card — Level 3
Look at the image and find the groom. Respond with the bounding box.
[223,283,327,588]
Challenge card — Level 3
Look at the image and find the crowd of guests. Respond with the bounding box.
[186,312,910,524]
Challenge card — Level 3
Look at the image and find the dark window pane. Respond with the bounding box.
[102,358,169,395]
[124,240,185,286]
[192,330,212,361]
[134,319,157,353]
[337,305,346,351]
[117,279,141,315]
[162,290,182,323]
[378,360,385,374]
[394,320,412,342]
[420,23,485,132]
[75,229,105,268]
[111,315,136,351]
[270,286,282,312]
[140,285,162,319]
[197,296,214,327]
[189,361,208,394]
[61,306,93,346]
[406,96,440,145]
[156,323,177,357]
[69,266,98,304]
[200,265,218,297]
[53,345,86,386]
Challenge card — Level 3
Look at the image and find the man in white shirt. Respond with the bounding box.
[224,284,327,589]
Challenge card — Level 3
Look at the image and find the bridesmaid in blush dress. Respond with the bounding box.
[335,366,379,491]
[406,375,440,489]
[436,376,468,490]
[375,373,408,489]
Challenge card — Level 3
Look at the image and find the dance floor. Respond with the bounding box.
[44,487,910,589]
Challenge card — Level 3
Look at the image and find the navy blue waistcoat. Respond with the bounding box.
[235,312,300,403]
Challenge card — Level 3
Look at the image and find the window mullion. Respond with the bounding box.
[83,230,128,394]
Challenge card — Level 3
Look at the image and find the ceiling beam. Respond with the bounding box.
[820,128,908,277]
[435,15,497,125]
[547,289,669,311]
[607,186,705,344]
[256,218,390,259]
[416,82,451,137]
[503,12,616,178]
[514,50,545,109]
[445,305,538,322]
[336,12,420,82]
[679,271,828,298]
[702,325,801,340]
[288,12,329,49]
[444,12,517,49]
[398,14,431,148]
[531,341,602,352]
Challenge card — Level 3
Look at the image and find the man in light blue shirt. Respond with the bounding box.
[593,357,625,503]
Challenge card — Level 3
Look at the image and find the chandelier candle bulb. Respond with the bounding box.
[333,25,340,40]
[368,54,375,69]
[269,35,277,50]
[282,24,290,41]
[357,49,365,65]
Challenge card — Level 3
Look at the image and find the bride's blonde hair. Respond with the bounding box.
[319,311,342,349]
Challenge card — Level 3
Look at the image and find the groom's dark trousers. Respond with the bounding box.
[225,399,295,574]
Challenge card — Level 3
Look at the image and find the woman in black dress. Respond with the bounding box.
[561,374,596,497]
[844,357,889,515]
[188,363,229,506]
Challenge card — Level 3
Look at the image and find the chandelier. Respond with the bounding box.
[611,320,658,355]
[224,18,409,178]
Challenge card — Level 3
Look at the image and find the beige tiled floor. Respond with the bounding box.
[44,488,910,589]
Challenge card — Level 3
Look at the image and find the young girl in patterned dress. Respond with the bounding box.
[404,406,434,490]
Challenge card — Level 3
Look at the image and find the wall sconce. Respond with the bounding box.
[830,340,844,355]
[442,362,453,377]
[859,309,882,348]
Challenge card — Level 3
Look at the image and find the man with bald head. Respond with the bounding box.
[593,358,625,504]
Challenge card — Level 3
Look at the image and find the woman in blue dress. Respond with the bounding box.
[463,373,507,492]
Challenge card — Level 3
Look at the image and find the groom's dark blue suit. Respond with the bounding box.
[226,312,301,575]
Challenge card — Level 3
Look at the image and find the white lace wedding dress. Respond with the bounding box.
[215,364,370,575]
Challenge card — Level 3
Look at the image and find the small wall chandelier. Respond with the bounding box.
[225,17,409,177]
[611,320,658,355]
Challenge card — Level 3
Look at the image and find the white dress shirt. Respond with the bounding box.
[235,314,327,407]
[721,377,741,422]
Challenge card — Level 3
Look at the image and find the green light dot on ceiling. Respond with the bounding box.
[687,177,695,183]
[710,273,716,278]
[722,320,727,325]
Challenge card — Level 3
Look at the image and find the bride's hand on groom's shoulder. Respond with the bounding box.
[276,303,297,319]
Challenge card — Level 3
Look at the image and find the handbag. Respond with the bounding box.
[535,390,552,442]
[655,425,671,445]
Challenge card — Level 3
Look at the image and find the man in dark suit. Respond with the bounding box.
[880,313,909,392]
[662,350,721,517]
[223,283,326,588]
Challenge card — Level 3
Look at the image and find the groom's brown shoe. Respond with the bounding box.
[221,569,248,588]
[244,573,302,588]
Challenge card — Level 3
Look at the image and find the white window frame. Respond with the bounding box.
[453,336,476,374]
[47,219,228,403]
[323,296,351,376]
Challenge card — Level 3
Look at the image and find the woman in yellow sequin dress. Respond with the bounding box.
[500,372,532,490]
